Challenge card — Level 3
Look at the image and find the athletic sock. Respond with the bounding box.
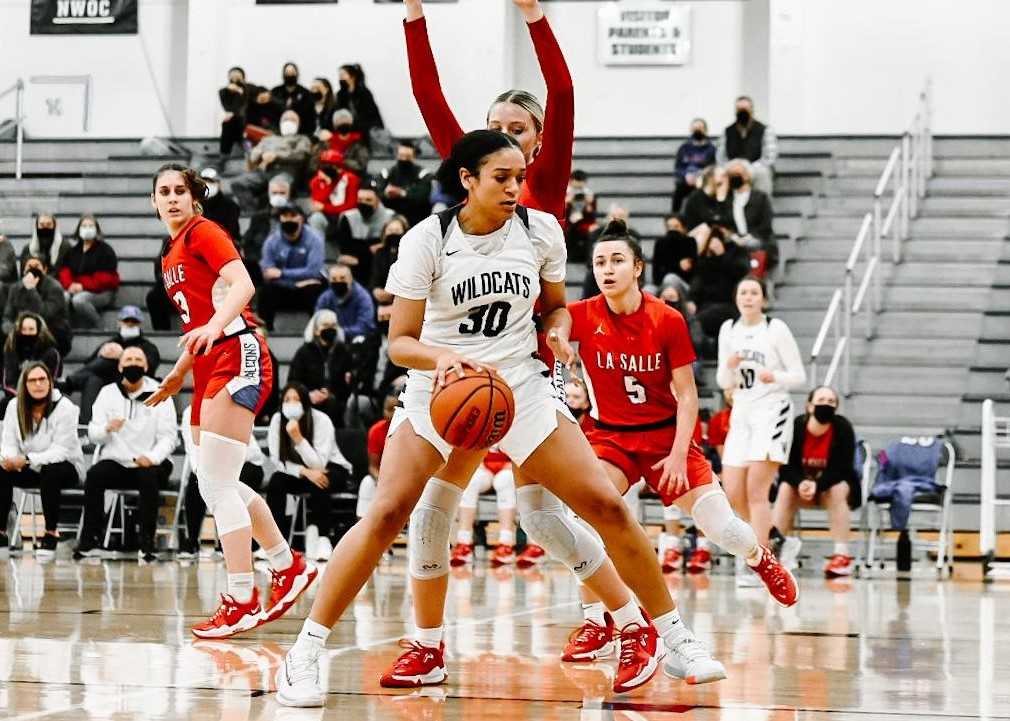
[745,544,762,567]
[227,572,255,604]
[696,536,710,551]
[659,533,678,553]
[265,541,294,571]
[581,601,606,626]
[833,542,850,557]
[653,608,688,646]
[457,529,474,545]
[611,600,647,629]
[414,625,443,649]
[498,529,516,546]
[291,618,330,658]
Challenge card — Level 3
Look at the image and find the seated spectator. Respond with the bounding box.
[360,377,405,519]
[75,347,178,562]
[327,109,370,175]
[771,386,858,577]
[310,77,336,141]
[2,312,61,409]
[246,84,283,139]
[652,214,697,287]
[288,309,351,427]
[718,95,777,194]
[0,234,17,312]
[60,305,160,424]
[266,382,352,561]
[681,165,732,232]
[177,404,265,558]
[333,181,394,287]
[379,140,433,226]
[315,263,377,339]
[370,216,408,326]
[307,150,361,240]
[240,173,292,267]
[253,320,281,426]
[335,63,385,149]
[0,361,84,558]
[657,277,705,360]
[726,159,774,249]
[20,213,72,277]
[231,110,313,211]
[271,62,316,135]
[258,204,325,331]
[564,169,597,263]
[4,256,72,356]
[581,205,640,299]
[199,167,242,241]
[689,229,751,343]
[219,66,254,158]
[673,118,717,213]
[59,214,120,329]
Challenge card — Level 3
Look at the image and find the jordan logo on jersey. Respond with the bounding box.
[450,271,532,306]
[595,351,663,373]
[594,323,605,335]
[163,263,186,290]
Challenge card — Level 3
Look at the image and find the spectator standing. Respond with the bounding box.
[335,64,385,148]
[0,361,84,558]
[315,264,377,339]
[76,347,178,562]
[672,118,717,213]
[326,109,370,175]
[20,213,72,277]
[219,66,253,157]
[0,234,17,312]
[310,77,336,139]
[652,214,697,287]
[307,150,361,240]
[370,216,408,326]
[718,96,778,194]
[288,310,352,427]
[1,313,61,409]
[198,168,242,242]
[4,256,72,356]
[231,111,313,211]
[564,169,597,263]
[379,140,433,226]
[258,205,326,330]
[681,165,732,232]
[59,214,120,328]
[332,182,393,287]
[271,62,316,136]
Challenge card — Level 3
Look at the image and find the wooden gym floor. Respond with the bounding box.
[0,551,1007,720]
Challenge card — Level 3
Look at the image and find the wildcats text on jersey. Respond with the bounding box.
[594,351,664,374]
[450,271,533,306]
[737,349,768,366]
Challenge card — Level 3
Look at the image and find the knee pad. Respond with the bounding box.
[197,431,252,536]
[492,470,516,510]
[691,489,757,558]
[517,485,605,582]
[408,478,462,580]
[356,474,376,518]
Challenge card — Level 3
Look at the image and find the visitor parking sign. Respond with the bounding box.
[597,2,691,66]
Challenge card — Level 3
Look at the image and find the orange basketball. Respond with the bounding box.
[430,368,515,451]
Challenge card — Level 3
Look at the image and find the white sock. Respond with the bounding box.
[696,536,710,551]
[265,541,294,571]
[581,601,606,625]
[745,544,762,567]
[834,542,850,557]
[457,529,474,545]
[292,618,330,657]
[498,529,516,546]
[611,600,647,629]
[414,625,443,649]
[227,572,255,603]
[653,608,687,645]
[659,533,678,553]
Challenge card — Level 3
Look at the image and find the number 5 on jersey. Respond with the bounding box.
[624,375,647,405]
[173,290,191,324]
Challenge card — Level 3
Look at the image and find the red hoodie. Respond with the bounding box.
[310,170,361,217]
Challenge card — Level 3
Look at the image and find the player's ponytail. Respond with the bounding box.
[593,217,645,267]
[152,163,207,217]
[435,130,524,203]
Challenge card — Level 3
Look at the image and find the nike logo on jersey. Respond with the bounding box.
[446,249,461,256]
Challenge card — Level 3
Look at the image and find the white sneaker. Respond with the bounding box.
[315,536,333,563]
[735,556,761,588]
[276,648,325,708]
[663,634,727,685]
[778,536,802,571]
[304,525,320,562]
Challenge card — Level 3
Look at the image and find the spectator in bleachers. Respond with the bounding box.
[59,214,120,329]
[75,346,178,562]
[61,305,159,424]
[326,109,370,175]
[564,169,597,263]
[198,168,242,241]
[247,85,283,139]
[240,173,292,266]
[20,213,72,277]
[657,277,705,359]
[266,382,352,561]
[705,388,732,464]
[315,263,377,339]
[681,165,732,232]
[651,214,696,287]
[332,180,393,287]
[288,309,351,427]
[335,64,385,149]
[0,234,17,313]
[252,319,281,427]
[310,77,336,140]
[177,404,265,558]
[689,228,751,345]
[271,62,316,136]
[581,205,640,299]
[360,378,404,519]
[219,66,254,158]
[2,313,61,410]
[231,110,313,211]
[4,256,72,356]
[370,216,408,326]
[307,150,361,241]
[379,140,433,226]
[718,96,777,195]
[726,159,774,249]
[771,386,858,577]
[0,361,83,557]
[258,204,326,331]
[672,118,717,213]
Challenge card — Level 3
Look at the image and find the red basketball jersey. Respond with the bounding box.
[569,293,696,426]
[161,216,257,335]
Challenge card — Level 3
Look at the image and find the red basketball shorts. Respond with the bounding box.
[191,332,273,426]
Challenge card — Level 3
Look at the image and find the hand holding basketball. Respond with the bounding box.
[433,351,485,388]
[430,367,515,451]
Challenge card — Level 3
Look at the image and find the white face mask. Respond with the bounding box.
[79,226,97,241]
[119,325,141,339]
[205,183,220,198]
[282,402,304,421]
[280,120,299,137]
[269,193,289,209]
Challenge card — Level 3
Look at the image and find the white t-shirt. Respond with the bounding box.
[385,208,566,368]
[716,315,806,404]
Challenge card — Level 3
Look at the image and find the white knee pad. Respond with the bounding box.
[691,488,757,558]
[236,480,258,506]
[408,478,462,580]
[517,485,605,582]
[356,474,376,518]
[492,469,516,511]
[197,431,252,536]
[459,467,492,511]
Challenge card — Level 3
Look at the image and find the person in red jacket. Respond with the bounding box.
[59,214,120,329]
[307,150,361,240]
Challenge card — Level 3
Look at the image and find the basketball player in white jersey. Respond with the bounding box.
[717,277,806,587]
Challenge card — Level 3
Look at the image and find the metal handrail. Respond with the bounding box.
[873,146,901,199]
[0,78,25,180]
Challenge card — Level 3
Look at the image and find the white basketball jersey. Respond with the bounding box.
[385,205,567,368]
[716,316,806,404]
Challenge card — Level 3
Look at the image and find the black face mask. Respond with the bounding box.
[121,365,146,384]
[567,405,585,420]
[812,404,836,424]
[729,175,745,190]
[281,220,301,236]
[37,227,54,244]
[339,79,350,92]
[385,233,403,248]
[283,74,298,88]
[15,335,36,353]
[229,77,244,87]
[26,268,43,280]
[319,327,338,345]
[736,109,751,126]
[664,299,684,313]
[395,160,414,174]
[357,203,375,220]
[311,90,324,102]
[334,123,353,135]
[331,281,349,297]
[691,129,706,142]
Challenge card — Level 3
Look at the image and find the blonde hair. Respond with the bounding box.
[488,89,545,134]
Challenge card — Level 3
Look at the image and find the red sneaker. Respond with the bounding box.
[489,544,515,567]
[262,552,318,624]
[379,640,448,688]
[750,545,799,607]
[516,544,546,568]
[613,612,664,693]
[561,613,616,662]
[449,543,473,567]
[191,589,264,639]
[660,547,682,574]
[823,554,854,578]
[686,548,712,574]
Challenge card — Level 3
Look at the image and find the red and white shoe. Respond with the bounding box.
[516,544,546,568]
[686,548,712,574]
[191,589,264,639]
[660,547,682,574]
[379,640,448,688]
[449,543,473,567]
[262,552,318,624]
[823,554,854,578]
[561,613,616,662]
[489,544,515,567]
[613,612,665,694]
[750,545,799,607]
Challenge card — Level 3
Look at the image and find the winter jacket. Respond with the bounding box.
[260,225,326,288]
[2,339,61,396]
[334,85,385,135]
[287,340,351,404]
[673,139,717,183]
[202,193,242,242]
[1,390,85,480]
[870,437,946,529]
[87,376,178,468]
[270,82,316,135]
[4,273,71,340]
[249,134,313,185]
[20,227,73,275]
[268,408,352,476]
[58,240,120,294]
[333,205,395,286]
[314,281,377,338]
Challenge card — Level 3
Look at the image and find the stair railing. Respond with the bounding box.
[0,78,25,179]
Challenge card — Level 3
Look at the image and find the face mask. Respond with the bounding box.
[319,327,338,344]
[283,74,298,87]
[121,365,146,384]
[230,77,244,86]
[334,123,353,135]
[339,79,350,92]
[282,402,304,421]
[79,226,97,241]
[691,129,706,141]
[312,90,324,103]
[330,281,349,297]
[269,193,289,209]
[280,120,299,137]
[26,268,43,280]
[395,160,414,173]
[385,233,402,248]
[16,335,36,353]
[567,405,585,420]
[357,203,375,220]
[736,109,751,126]
[664,299,683,312]
[812,404,836,424]
[729,175,745,190]
[37,227,54,243]
[205,183,220,198]
[119,324,141,339]
[281,220,300,236]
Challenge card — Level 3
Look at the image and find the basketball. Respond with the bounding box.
[430,368,515,451]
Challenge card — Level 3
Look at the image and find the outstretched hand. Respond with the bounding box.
[404,0,424,22]
[512,0,544,22]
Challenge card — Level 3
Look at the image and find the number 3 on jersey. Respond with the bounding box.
[624,375,647,405]
[173,290,191,324]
